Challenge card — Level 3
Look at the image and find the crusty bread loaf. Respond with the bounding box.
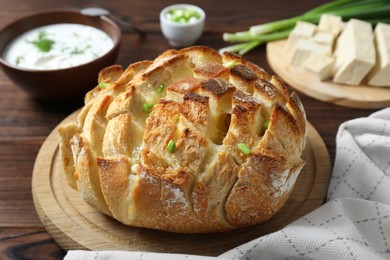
[58,46,307,233]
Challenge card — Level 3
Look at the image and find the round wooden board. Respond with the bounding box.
[267,40,390,109]
[32,109,331,256]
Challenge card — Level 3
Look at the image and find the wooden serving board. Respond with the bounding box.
[32,110,331,256]
[267,40,390,109]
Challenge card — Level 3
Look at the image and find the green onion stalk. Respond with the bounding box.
[220,0,390,55]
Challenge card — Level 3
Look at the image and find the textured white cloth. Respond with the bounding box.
[65,108,390,260]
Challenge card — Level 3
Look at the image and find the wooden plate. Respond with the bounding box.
[267,40,390,109]
[32,109,331,256]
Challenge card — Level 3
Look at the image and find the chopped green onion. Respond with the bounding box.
[143,103,154,112]
[221,0,390,55]
[157,84,165,92]
[99,82,109,88]
[262,119,270,132]
[223,61,236,68]
[237,143,251,155]
[166,7,201,24]
[167,139,176,153]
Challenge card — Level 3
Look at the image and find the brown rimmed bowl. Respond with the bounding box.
[0,9,121,103]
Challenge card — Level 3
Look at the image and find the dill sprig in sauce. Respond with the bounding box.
[28,30,54,53]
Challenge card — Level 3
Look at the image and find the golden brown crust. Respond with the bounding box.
[194,62,229,79]
[222,51,271,80]
[58,122,79,189]
[98,157,129,220]
[58,46,307,233]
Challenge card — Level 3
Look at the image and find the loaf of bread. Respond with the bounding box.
[58,46,307,233]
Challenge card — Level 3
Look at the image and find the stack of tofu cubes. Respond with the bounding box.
[287,14,390,87]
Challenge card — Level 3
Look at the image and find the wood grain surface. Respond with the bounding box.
[32,110,331,256]
[267,40,390,109]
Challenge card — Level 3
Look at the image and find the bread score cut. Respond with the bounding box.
[58,46,307,233]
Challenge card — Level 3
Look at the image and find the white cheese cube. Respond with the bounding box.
[303,53,335,81]
[367,23,390,87]
[289,39,332,66]
[333,19,375,85]
[318,14,344,36]
[313,31,336,49]
[286,21,317,50]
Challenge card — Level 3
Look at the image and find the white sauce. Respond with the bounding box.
[3,23,114,70]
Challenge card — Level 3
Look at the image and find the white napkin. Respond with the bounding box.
[65,108,390,260]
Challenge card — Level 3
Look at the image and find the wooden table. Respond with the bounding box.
[0,0,378,259]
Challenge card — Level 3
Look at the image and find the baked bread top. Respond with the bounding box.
[58,46,307,233]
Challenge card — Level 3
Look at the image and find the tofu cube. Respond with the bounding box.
[318,14,344,36]
[303,53,335,81]
[286,21,317,50]
[313,31,336,49]
[333,19,375,85]
[290,38,332,66]
[367,23,390,87]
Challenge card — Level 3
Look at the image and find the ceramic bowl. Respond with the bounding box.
[160,4,205,47]
[0,9,121,103]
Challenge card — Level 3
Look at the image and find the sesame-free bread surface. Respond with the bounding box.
[58,46,307,233]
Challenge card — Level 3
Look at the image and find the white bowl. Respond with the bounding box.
[160,4,205,47]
